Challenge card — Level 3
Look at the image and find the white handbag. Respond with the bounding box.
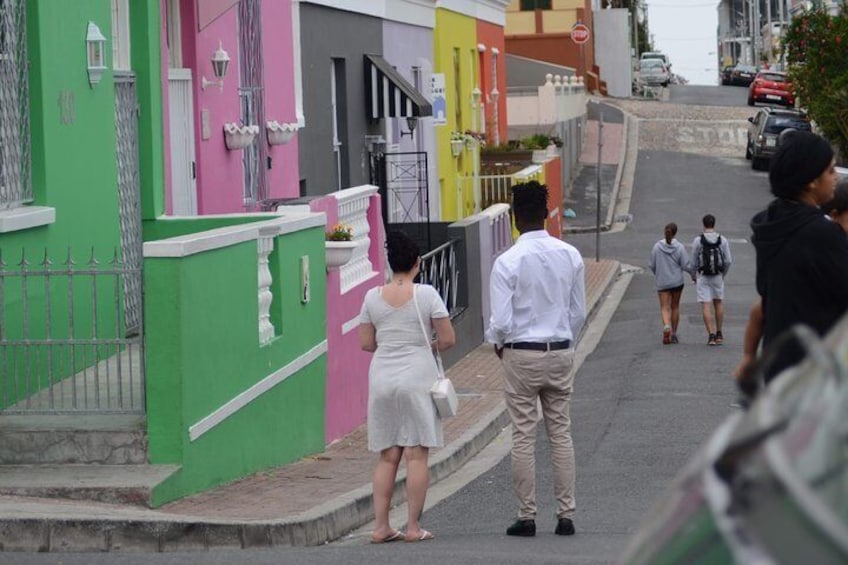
[413,285,458,419]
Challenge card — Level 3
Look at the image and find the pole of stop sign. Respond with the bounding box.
[571,21,590,84]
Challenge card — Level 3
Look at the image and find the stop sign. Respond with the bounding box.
[571,22,590,45]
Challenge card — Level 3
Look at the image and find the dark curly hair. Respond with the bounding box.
[511,181,548,226]
[385,231,420,273]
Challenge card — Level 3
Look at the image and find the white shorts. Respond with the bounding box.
[696,275,724,302]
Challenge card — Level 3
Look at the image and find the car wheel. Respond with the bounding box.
[752,156,765,171]
[745,142,752,160]
[747,96,754,106]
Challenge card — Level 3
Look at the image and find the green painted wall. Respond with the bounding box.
[145,226,328,505]
[0,1,163,408]
[142,215,279,242]
[129,0,165,220]
[4,0,119,255]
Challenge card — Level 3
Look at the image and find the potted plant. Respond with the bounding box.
[450,131,467,157]
[325,224,359,270]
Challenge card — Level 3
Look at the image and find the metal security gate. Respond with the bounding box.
[114,72,143,336]
[0,249,145,414]
[373,151,432,250]
[238,0,267,209]
[0,0,31,209]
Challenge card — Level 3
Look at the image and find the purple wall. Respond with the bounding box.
[382,20,440,219]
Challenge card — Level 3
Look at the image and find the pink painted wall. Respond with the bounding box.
[260,0,300,203]
[162,0,299,216]
[193,9,247,213]
[309,194,387,444]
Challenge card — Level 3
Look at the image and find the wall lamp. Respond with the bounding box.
[399,116,418,139]
[86,22,107,87]
[202,41,231,91]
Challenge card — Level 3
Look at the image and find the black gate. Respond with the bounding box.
[372,151,432,251]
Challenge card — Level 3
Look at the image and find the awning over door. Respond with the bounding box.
[364,54,432,120]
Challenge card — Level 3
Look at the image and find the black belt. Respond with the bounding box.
[505,340,571,351]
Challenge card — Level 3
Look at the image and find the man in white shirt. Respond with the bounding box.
[487,181,586,538]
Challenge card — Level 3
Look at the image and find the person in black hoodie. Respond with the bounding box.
[749,131,848,383]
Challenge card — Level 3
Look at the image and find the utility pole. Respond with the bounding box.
[778,0,785,68]
[766,0,772,65]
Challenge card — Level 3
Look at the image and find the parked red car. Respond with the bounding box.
[748,71,795,107]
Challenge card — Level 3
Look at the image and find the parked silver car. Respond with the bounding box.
[639,59,669,87]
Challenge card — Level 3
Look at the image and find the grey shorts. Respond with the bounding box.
[696,275,724,302]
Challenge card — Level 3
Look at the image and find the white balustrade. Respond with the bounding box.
[257,226,276,345]
[333,185,379,293]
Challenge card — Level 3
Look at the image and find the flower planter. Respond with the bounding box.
[223,123,259,150]
[450,139,465,157]
[266,120,298,146]
[325,240,360,270]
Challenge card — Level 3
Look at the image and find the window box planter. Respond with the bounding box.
[266,121,298,146]
[223,123,259,150]
[325,240,362,270]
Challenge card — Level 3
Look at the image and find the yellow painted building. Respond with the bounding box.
[505,0,584,35]
[434,7,480,221]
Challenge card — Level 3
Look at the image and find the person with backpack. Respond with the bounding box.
[691,214,732,346]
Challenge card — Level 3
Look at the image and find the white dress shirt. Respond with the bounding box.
[486,230,586,348]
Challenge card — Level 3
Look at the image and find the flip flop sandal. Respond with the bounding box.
[370,530,404,544]
[405,529,435,542]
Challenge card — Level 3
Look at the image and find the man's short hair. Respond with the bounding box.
[702,214,716,229]
[511,181,548,225]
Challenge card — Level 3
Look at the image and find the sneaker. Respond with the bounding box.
[670,334,679,344]
[730,396,750,409]
[708,333,717,346]
[506,519,536,537]
[662,326,672,345]
[715,331,723,345]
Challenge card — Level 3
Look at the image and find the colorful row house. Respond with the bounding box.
[0,0,518,506]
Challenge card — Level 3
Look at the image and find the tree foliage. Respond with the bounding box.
[783,6,848,158]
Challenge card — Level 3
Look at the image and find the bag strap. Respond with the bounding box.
[412,285,446,381]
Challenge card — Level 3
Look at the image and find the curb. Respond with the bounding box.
[563,103,635,235]
[0,262,621,553]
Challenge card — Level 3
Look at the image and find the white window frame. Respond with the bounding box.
[111,0,131,71]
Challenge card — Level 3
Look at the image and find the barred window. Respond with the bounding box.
[520,0,552,10]
[0,0,32,209]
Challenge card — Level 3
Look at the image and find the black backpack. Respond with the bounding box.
[699,235,724,276]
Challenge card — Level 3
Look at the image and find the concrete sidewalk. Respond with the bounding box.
[564,101,630,234]
[0,260,621,553]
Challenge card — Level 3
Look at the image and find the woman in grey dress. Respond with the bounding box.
[359,231,455,543]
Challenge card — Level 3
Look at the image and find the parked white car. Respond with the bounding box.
[639,59,670,87]
[640,51,670,68]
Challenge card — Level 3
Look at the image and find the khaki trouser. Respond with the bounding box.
[502,347,575,520]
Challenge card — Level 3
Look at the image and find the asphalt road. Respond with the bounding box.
[667,83,751,107]
[2,90,775,565]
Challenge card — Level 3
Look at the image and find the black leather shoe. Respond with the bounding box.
[555,517,575,536]
[506,519,536,537]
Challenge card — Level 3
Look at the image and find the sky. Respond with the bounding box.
[646,1,720,86]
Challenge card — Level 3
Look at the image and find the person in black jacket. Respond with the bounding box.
[749,131,848,383]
